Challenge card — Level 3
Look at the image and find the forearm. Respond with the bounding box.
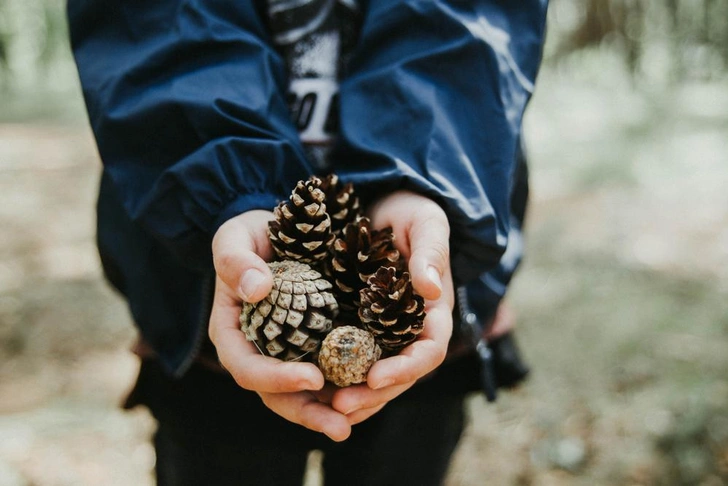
[68,0,313,269]
[335,0,548,283]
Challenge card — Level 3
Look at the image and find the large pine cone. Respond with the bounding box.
[240,261,338,361]
[359,266,425,352]
[317,174,361,237]
[328,216,404,315]
[268,177,335,263]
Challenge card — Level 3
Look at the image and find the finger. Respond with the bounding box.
[259,391,352,442]
[366,192,450,300]
[331,381,412,416]
[209,279,324,393]
[406,209,450,301]
[311,383,338,404]
[346,403,387,426]
[484,302,516,339]
[212,210,275,303]
[365,299,452,389]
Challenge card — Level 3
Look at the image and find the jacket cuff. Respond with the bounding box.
[212,192,285,235]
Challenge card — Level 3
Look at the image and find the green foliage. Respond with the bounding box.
[0,0,83,122]
[0,0,71,91]
[1,0,726,88]
[548,0,728,81]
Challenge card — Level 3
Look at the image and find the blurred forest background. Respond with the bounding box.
[0,0,727,484]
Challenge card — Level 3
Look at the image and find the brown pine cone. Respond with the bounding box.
[317,174,362,237]
[239,261,338,362]
[359,266,425,352]
[268,177,335,263]
[328,216,404,315]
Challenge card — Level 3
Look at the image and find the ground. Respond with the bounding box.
[0,67,727,485]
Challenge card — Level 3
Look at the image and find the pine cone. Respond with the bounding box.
[268,177,335,263]
[317,174,361,236]
[318,326,381,387]
[328,216,404,315]
[240,261,338,361]
[359,266,425,352]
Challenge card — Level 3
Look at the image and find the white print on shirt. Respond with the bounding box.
[267,0,360,169]
[288,78,338,144]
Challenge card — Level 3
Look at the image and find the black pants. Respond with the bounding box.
[128,359,468,486]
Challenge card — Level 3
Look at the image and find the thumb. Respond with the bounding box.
[212,210,274,303]
[406,210,450,301]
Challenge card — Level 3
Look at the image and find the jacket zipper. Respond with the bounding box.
[456,285,498,402]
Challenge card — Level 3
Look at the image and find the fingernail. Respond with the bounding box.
[239,269,266,301]
[373,377,394,390]
[304,379,322,391]
[426,266,442,293]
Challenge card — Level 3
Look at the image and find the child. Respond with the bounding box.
[68,1,548,483]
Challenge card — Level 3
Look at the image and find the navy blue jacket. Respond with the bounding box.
[68,0,548,376]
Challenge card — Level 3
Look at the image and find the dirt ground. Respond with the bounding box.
[0,69,727,485]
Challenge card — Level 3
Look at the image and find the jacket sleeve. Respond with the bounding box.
[335,0,548,284]
[68,0,313,270]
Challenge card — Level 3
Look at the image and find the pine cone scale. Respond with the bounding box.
[285,310,304,327]
[264,322,282,340]
[295,223,315,233]
[276,232,296,245]
[302,240,324,251]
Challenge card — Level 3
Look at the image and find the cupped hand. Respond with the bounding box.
[331,191,454,422]
[209,210,351,441]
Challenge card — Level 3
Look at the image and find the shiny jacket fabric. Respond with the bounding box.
[68,0,548,376]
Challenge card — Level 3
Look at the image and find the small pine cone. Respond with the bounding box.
[317,174,362,236]
[268,177,335,263]
[240,261,338,362]
[359,266,426,352]
[318,326,381,387]
[328,216,404,314]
